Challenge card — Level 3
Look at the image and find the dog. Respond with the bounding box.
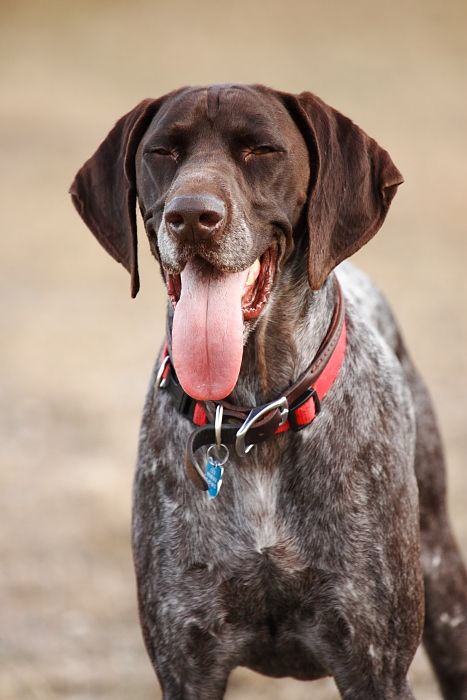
[70,84,467,699]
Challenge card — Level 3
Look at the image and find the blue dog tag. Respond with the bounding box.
[204,443,229,499]
[205,460,224,499]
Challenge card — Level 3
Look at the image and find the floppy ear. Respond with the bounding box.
[280,91,404,290]
[69,98,164,297]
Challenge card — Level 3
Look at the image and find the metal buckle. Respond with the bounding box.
[154,356,170,391]
[235,396,289,457]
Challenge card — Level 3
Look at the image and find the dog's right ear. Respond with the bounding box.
[70,98,165,298]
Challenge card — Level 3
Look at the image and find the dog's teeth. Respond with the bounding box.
[245,258,261,288]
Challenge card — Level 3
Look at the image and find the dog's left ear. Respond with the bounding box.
[70,98,165,298]
[279,91,404,290]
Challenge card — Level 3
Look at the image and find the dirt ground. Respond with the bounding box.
[1,1,466,698]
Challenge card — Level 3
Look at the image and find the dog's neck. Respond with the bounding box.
[230,259,338,406]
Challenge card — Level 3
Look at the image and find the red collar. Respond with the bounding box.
[156,278,346,490]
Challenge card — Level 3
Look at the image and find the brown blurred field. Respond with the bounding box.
[1,1,466,698]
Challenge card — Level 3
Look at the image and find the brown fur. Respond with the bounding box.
[70,85,467,699]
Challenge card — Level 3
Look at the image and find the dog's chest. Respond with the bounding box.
[194,460,315,611]
[232,466,294,553]
[137,432,368,679]
[205,449,306,565]
[201,467,328,679]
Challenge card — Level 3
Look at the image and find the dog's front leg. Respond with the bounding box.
[139,613,232,700]
[133,456,237,700]
[135,572,235,700]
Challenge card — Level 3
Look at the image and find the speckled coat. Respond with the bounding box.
[70,85,467,700]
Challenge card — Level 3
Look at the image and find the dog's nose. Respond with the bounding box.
[164,195,225,242]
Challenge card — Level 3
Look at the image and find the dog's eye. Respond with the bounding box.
[243,145,279,162]
[251,146,276,155]
[146,147,179,161]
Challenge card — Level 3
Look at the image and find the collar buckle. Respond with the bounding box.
[235,396,289,458]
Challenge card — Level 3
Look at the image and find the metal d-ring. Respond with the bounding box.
[207,443,229,466]
[154,356,170,391]
[215,404,223,447]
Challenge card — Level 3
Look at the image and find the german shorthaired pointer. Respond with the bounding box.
[70,85,467,699]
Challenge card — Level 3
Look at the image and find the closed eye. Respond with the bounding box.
[145,146,179,161]
[251,145,277,154]
[243,145,283,162]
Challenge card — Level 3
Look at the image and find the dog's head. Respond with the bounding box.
[70,85,402,400]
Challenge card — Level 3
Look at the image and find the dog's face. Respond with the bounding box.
[70,84,403,400]
[137,86,309,278]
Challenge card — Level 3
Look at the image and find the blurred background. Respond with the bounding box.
[1,0,466,698]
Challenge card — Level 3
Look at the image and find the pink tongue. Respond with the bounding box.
[172,260,249,400]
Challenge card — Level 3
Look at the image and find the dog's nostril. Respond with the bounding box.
[199,211,223,228]
[165,212,184,227]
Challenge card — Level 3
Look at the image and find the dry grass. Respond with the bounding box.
[1,1,466,697]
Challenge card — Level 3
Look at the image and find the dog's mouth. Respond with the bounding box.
[166,246,277,321]
[166,247,277,401]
